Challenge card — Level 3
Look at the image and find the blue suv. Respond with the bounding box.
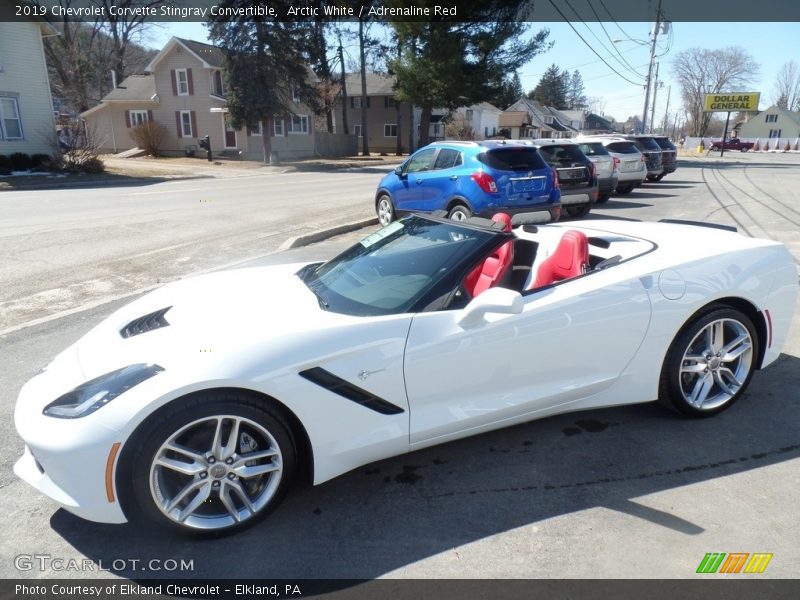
[375,141,561,226]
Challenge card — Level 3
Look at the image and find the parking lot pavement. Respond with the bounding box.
[1,153,799,580]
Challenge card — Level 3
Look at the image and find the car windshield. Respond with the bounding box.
[478,148,547,171]
[577,142,610,157]
[300,216,497,316]
[606,141,640,154]
[635,137,661,151]
[537,145,587,164]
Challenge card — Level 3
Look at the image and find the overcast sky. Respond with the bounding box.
[147,20,797,126]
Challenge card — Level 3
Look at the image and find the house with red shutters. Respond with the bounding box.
[82,37,350,160]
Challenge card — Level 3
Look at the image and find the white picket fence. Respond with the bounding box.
[683,136,800,152]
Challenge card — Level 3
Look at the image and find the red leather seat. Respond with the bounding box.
[530,230,589,289]
[464,213,514,298]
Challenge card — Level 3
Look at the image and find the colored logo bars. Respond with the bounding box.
[696,553,773,574]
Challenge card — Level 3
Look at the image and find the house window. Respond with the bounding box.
[273,118,284,136]
[288,114,308,134]
[384,123,398,137]
[431,123,441,137]
[213,71,225,96]
[129,110,149,126]
[0,97,23,139]
[465,109,474,121]
[353,96,362,109]
[249,121,262,136]
[180,110,192,137]
[386,96,396,108]
[292,84,300,103]
[353,124,363,137]
[176,69,189,95]
[765,114,778,123]
[484,126,489,137]
[544,116,554,124]
[769,128,781,138]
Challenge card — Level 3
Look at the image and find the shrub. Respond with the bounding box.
[78,157,105,173]
[0,155,10,170]
[10,152,33,171]
[130,121,167,157]
[31,153,51,169]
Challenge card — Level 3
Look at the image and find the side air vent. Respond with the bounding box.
[120,307,172,339]
[299,367,404,415]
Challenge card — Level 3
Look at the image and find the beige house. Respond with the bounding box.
[337,73,416,153]
[0,4,57,156]
[738,105,800,140]
[498,111,535,139]
[84,37,349,160]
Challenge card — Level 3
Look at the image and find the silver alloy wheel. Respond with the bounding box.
[149,415,283,530]
[377,196,393,227]
[449,207,469,221]
[678,318,754,411]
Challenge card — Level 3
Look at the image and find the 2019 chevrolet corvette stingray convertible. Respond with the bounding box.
[14,213,797,536]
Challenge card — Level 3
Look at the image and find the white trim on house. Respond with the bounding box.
[273,118,284,136]
[129,110,149,125]
[146,37,214,72]
[288,114,308,134]
[176,69,189,96]
[0,96,24,140]
[353,123,363,137]
[250,121,262,136]
[384,123,397,137]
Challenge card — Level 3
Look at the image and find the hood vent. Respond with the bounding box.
[120,307,172,339]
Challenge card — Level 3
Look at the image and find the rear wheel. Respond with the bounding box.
[655,173,666,181]
[448,204,472,221]
[128,392,296,536]
[564,204,591,219]
[376,194,395,227]
[646,175,657,182]
[659,307,758,417]
[596,193,611,204]
[615,183,634,195]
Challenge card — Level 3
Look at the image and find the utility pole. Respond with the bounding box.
[661,85,671,133]
[641,0,662,133]
[337,38,349,136]
[650,62,660,133]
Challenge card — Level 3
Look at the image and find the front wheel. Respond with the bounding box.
[596,193,611,204]
[659,307,758,417]
[615,184,634,195]
[376,194,395,227]
[564,204,591,219]
[655,173,666,181]
[127,392,296,536]
[448,204,472,221]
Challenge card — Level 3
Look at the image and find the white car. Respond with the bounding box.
[577,135,648,194]
[14,213,797,536]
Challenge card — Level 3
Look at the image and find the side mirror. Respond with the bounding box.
[457,287,523,328]
[394,165,406,177]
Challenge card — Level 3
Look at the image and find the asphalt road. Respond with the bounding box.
[1,153,799,581]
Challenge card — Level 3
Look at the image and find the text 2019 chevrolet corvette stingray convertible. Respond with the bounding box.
[14,213,797,535]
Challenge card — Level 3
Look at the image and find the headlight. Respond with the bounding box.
[43,363,164,419]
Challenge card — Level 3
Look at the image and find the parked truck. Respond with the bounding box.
[709,137,755,152]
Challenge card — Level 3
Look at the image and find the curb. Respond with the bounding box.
[0,174,207,192]
[278,217,378,251]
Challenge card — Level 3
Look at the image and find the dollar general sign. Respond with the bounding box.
[703,92,760,112]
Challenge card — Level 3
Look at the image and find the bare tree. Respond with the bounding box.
[771,60,800,111]
[443,113,475,140]
[586,96,606,115]
[672,47,760,137]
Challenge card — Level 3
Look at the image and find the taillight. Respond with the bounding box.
[552,168,560,190]
[612,156,620,169]
[641,153,647,162]
[471,171,498,194]
[590,162,597,178]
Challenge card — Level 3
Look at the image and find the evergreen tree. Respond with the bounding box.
[567,70,588,110]
[529,64,568,108]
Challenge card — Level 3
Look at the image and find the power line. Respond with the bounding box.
[562,0,646,81]
[546,0,646,87]
[581,0,647,79]
[598,0,639,43]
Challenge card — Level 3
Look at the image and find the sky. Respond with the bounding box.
[145,20,798,127]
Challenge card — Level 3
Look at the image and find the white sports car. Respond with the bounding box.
[14,213,797,535]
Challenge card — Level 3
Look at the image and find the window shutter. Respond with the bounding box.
[350,97,354,108]
[187,69,194,95]
[247,126,252,136]
[147,110,153,122]
[384,96,388,108]
[171,70,177,96]
[190,111,197,138]
[175,111,182,137]
[125,110,131,128]
[308,117,312,135]
[367,97,371,108]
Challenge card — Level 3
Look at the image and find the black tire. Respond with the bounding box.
[124,390,297,537]
[658,306,758,418]
[596,193,611,204]
[655,173,666,181]
[376,194,395,227]
[448,203,472,221]
[615,184,634,195]
[740,148,749,153]
[646,175,657,182]
[564,204,591,219]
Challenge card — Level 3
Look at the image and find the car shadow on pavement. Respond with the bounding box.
[50,352,800,581]
[592,200,653,210]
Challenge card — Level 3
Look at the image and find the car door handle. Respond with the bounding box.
[449,175,458,180]
[415,179,423,184]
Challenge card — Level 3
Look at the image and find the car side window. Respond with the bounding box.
[405,148,436,173]
[433,148,462,170]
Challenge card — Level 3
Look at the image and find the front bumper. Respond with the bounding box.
[14,357,129,524]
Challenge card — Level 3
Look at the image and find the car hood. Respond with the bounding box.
[71,263,335,378]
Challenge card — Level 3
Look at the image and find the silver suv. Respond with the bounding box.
[577,136,647,194]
